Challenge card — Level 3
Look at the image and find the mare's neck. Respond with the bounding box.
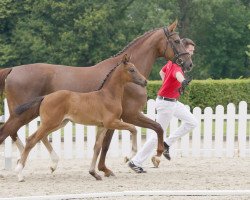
[124,29,164,79]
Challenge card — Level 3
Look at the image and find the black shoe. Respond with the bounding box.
[163,142,171,160]
[128,161,146,173]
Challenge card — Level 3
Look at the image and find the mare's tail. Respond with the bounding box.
[15,96,45,115]
[0,68,12,94]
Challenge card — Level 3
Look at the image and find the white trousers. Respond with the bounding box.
[131,98,198,166]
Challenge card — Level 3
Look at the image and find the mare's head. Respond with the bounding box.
[162,20,193,72]
[120,54,147,87]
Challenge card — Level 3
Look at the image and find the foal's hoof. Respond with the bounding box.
[18,175,25,182]
[89,171,102,181]
[151,156,161,168]
[50,162,58,173]
[95,175,102,181]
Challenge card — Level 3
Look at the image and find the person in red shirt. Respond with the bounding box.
[129,38,198,173]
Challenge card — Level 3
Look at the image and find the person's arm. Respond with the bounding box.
[176,71,191,95]
[159,70,165,81]
[175,71,185,83]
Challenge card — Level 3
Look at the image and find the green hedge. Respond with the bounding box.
[147,79,250,112]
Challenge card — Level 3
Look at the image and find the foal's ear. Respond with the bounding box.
[168,19,178,32]
[122,54,130,64]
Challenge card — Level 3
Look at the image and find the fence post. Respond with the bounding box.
[75,124,84,158]
[64,122,73,159]
[87,126,96,158]
[226,103,235,157]
[238,101,247,157]
[214,105,224,157]
[4,99,12,170]
[109,130,119,157]
[203,107,213,157]
[192,107,201,157]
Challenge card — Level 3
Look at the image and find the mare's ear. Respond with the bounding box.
[168,19,178,32]
[122,54,130,64]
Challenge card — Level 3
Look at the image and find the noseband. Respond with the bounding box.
[163,28,190,69]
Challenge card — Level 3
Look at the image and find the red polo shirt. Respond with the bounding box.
[157,61,184,99]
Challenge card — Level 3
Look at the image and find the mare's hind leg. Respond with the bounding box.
[97,129,115,177]
[89,127,107,180]
[0,115,29,156]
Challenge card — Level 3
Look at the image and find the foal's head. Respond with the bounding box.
[120,54,147,87]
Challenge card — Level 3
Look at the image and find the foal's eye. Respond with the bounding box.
[129,68,135,72]
[175,40,180,44]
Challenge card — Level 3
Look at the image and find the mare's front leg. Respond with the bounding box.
[89,127,107,180]
[123,112,164,166]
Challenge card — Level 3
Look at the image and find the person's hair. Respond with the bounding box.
[181,38,195,48]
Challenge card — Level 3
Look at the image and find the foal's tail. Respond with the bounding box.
[0,68,12,94]
[15,96,45,115]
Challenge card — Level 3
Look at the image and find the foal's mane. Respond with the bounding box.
[97,27,162,90]
[97,62,120,90]
[112,28,161,57]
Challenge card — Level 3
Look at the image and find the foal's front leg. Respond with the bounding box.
[89,127,107,180]
[97,129,115,177]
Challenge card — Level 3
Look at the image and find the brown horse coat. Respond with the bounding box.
[14,54,148,181]
[0,20,192,176]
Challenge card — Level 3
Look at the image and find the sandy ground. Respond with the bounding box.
[0,155,250,200]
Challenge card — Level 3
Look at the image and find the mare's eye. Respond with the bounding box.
[129,68,135,72]
[175,40,180,44]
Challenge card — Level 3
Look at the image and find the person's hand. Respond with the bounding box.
[178,79,192,95]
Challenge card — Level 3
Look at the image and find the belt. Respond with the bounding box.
[157,96,176,102]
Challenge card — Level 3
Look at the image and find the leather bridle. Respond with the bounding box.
[163,27,190,69]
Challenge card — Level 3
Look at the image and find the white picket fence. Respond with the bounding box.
[1,99,250,170]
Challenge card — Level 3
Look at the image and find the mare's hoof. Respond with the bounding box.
[124,156,129,163]
[151,156,161,168]
[50,166,56,173]
[104,170,115,177]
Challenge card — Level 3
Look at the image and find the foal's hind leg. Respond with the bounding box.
[41,137,59,173]
[89,127,107,180]
[15,119,63,182]
[15,128,49,182]
[41,120,69,173]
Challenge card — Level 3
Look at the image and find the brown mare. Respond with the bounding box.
[0,20,192,176]
[15,54,147,182]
